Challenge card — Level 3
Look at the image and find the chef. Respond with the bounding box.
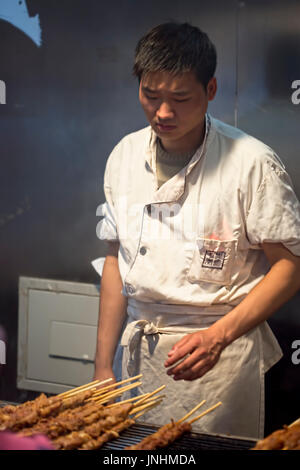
[94,22,300,439]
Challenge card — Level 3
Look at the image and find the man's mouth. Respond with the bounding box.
[155,122,177,132]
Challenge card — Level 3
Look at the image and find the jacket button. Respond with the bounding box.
[139,246,147,255]
[125,284,135,295]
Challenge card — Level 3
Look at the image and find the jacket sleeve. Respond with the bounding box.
[246,154,300,256]
[96,149,119,242]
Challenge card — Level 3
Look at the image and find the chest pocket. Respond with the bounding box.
[187,238,237,286]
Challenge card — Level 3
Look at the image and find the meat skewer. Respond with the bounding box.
[0,390,93,432]
[19,402,107,438]
[0,394,61,431]
[125,420,191,450]
[252,422,300,450]
[0,380,170,450]
[75,398,159,450]
[79,419,136,450]
[125,401,222,451]
[0,393,50,425]
[0,374,142,427]
[52,403,133,450]
[49,396,161,450]
[79,398,165,450]
[0,377,143,433]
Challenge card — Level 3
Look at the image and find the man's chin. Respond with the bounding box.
[153,126,180,140]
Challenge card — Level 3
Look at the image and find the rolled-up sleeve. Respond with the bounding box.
[246,155,300,256]
[96,154,119,242]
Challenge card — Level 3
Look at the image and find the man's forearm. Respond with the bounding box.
[94,252,128,373]
[212,246,300,348]
[165,243,300,381]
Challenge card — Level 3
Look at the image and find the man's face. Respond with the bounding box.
[139,70,217,153]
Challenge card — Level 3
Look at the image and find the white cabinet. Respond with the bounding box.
[18,277,100,394]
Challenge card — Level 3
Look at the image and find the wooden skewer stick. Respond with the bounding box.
[131,398,164,418]
[288,417,300,428]
[131,397,163,415]
[107,393,149,408]
[133,385,166,407]
[134,408,155,420]
[131,395,165,414]
[177,400,206,424]
[133,401,161,420]
[57,378,113,398]
[108,394,165,412]
[91,381,143,404]
[90,374,143,398]
[61,383,103,399]
[98,381,142,402]
[57,380,99,397]
[188,401,222,425]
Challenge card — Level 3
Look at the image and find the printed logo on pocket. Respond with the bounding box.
[202,250,225,269]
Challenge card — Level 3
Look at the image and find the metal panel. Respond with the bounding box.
[25,289,98,386]
[49,321,97,361]
[18,276,100,394]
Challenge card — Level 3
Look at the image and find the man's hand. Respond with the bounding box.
[93,367,117,404]
[164,327,225,381]
[93,367,116,385]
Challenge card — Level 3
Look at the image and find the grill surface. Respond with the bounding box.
[101,422,257,451]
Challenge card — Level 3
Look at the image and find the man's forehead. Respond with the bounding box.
[140,70,199,92]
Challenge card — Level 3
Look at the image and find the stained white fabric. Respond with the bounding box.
[119,299,282,439]
[98,114,300,306]
[98,114,300,438]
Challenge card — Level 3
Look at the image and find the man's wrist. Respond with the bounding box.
[94,354,114,371]
[94,360,113,371]
[208,317,233,351]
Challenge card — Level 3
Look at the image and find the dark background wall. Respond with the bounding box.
[0,0,299,436]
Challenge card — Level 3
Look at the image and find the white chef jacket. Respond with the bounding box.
[99,114,300,305]
[97,114,300,438]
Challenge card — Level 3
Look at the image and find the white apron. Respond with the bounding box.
[120,298,283,440]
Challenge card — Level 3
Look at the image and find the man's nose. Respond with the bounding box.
[156,101,175,120]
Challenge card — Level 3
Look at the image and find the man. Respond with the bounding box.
[94,23,300,439]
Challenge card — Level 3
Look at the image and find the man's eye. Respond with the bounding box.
[145,95,158,100]
[174,98,189,103]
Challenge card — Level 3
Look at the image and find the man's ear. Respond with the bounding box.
[207,77,217,101]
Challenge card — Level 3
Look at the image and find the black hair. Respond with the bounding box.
[133,22,217,88]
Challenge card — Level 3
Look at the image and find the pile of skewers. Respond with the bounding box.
[252,418,300,450]
[0,375,222,450]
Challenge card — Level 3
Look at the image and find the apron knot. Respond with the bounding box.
[120,319,161,377]
[143,322,159,335]
[121,320,160,349]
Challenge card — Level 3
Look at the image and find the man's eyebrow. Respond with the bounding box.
[141,86,190,96]
[141,86,157,93]
[171,90,190,96]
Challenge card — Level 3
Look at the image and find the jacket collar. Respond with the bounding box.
[144,114,216,203]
